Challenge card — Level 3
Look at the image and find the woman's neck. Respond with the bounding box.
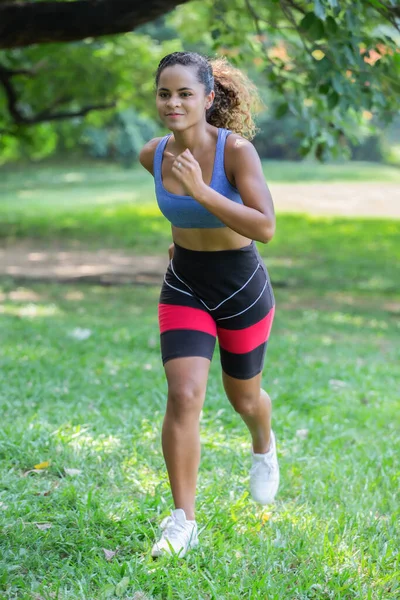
[171,123,215,154]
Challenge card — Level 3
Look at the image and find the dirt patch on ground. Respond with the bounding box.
[270,182,400,218]
[0,245,168,285]
[0,182,398,285]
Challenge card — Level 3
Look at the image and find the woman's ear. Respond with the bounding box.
[206,89,215,110]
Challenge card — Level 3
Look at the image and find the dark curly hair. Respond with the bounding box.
[155,51,262,140]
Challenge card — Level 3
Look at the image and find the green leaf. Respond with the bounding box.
[332,73,344,94]
[344,45,356,66]
[318,82,330,95]
[300,12,318,32]
[327,91,340,109]
[324,131,336,148]
[373,91,388,108]
[309,118,319,138]
[301,14,325,41]
[310,19,325,41]
[367,0,385,7]
[325,16,338,35]
[315,141,327,161]
[275,102,289,118]
[101,584,115,599]
[314,0,326,21]
[115,577,130,597]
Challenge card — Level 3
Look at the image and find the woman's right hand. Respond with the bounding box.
[168,243,175,260]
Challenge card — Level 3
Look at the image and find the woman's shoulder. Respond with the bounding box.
[224,131,259,171]
[139,136,165,175]
[225,130,255,152]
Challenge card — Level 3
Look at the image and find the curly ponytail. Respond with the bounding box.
[155,52,262,140]
[207,57,262,140]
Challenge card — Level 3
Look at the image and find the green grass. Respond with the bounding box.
[0,279,399,599]
[0,163,399,598]
[1,159,400,190]
[1,159,399,244]
[1,162,400,297]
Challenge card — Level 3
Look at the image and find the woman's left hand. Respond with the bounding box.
[166,149,206,198]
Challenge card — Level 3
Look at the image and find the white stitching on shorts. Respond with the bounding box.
[216,278,268,322]
[163,275,193,298]
[210,263,261,310]
[170,261,196,293]
[170,260,261,311]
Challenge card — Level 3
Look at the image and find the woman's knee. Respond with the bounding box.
[228,390,260,416]
[227,387,270,417]
[166,383,205,421]
[164,357,210,422]
[223,372,265,416]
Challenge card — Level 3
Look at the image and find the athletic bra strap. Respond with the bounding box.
[212,128,231,178]
[154,135,171,183]
[154,129,232,183]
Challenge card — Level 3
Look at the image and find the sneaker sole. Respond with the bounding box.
[151,538,199,559]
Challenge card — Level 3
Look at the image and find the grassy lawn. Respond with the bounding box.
[0,280,398,599]
[0,162,399,598]
[1,159,400,249]
[1,161,400,297]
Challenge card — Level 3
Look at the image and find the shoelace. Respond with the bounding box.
[250,457,276,478]
[160,516,190,541]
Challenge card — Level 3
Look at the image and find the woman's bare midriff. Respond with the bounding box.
[172,225,252,251]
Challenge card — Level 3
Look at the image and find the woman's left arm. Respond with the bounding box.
[171,138,275,243]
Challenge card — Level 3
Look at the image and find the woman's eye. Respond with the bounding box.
[158,92,191,98]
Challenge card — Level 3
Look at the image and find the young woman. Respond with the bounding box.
[139,51,278,558]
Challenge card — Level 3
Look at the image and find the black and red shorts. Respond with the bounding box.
[158,242,275,380]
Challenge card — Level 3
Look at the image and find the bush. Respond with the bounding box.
[82,109,159,167]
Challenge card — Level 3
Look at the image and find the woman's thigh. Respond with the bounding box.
[164,357,212,419]
[216,274,275,380]
[159,264,217,365]
[204,248,275,380]
[222,370,263,412]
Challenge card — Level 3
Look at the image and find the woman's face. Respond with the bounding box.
[156,64,214,131]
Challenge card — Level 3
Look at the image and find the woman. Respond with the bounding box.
[139,51,278,558]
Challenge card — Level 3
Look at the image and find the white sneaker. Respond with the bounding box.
[151,508,198,558]
[250,430,280,504]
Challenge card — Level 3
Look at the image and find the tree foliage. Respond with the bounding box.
[168,0,400,159]
[0,0,399,161]
[0,33,181,160]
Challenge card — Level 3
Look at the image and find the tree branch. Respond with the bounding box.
[0,65,116,125]
[365,1,400,32]
[0,0,191,49]
[280,0,307,17]
[29,101,117,124]
[244,0,295,32]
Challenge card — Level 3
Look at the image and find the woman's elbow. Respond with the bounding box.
[258,221,275,244]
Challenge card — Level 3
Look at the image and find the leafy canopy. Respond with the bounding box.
[0,0,399,160]
[168,0,400,159]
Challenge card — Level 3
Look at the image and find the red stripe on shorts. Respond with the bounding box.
[217,305,275,354]
[159,303,217,337]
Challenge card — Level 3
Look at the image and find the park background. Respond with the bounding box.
[0,1,399,599]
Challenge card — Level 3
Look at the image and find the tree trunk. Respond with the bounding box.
[0,0,191,49]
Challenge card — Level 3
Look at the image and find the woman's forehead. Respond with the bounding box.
[157,65,200,89]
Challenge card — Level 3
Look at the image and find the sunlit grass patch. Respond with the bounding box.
[0,278,398,598]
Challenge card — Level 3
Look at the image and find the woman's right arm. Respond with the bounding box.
[139,137,173,259]
[139,137,162,176]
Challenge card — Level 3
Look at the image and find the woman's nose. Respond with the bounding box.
[166,95,181,108]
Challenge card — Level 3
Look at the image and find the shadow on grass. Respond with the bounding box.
[1,209,399,293]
